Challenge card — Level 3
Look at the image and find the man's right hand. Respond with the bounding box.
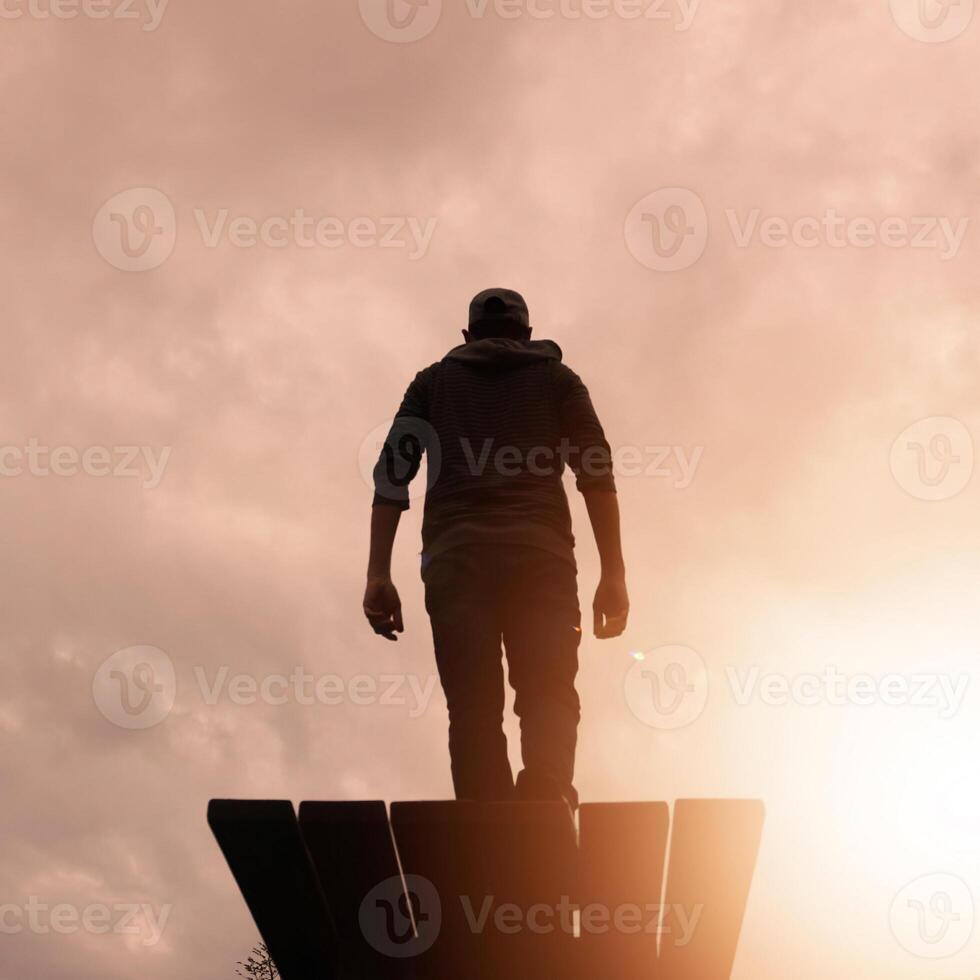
[593,571,629,639]
[363,576,404,641]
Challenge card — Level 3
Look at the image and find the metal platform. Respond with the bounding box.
[209,798,764,980]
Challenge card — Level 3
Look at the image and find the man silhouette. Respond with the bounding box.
[364,288,628,810]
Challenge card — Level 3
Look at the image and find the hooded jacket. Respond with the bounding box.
[372,338,616,568]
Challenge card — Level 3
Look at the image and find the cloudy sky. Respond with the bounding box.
[2,0,980,977]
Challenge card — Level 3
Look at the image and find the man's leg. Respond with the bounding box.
[500,548,582,809]
[424,547,514,802]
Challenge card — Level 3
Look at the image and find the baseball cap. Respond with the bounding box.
[468,287,530,332]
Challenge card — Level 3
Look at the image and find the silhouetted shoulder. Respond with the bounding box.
[549,359,590,395]
[404,361,442,394]
[411,361,442,383]
[395,362,442,420]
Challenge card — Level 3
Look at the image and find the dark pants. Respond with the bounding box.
[423,544,582,809]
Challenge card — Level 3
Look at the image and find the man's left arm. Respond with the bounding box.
[556,363,630,639]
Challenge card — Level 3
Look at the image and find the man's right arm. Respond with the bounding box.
[364,504,404,641]
[363,368,432,640]
[583,490,629,638]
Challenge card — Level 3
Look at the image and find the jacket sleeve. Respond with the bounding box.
[372,367,432,509]
[554,362,617,494]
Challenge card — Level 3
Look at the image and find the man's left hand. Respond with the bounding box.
[363,576,404,641]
